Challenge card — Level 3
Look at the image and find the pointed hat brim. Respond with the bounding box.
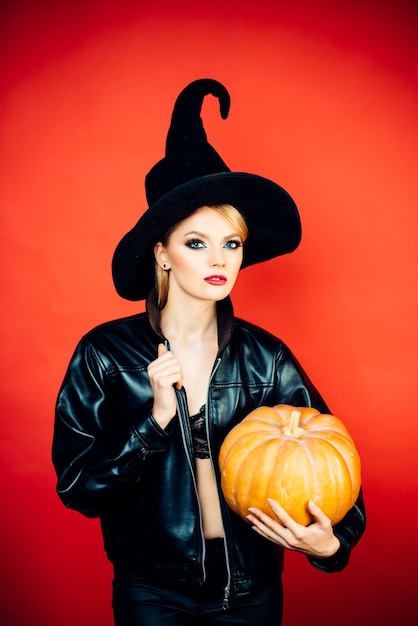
[112,171,301,301]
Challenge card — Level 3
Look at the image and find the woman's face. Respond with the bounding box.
[154,206,244,304]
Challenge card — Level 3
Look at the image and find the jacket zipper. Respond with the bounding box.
[206,358,232,610]
[175,356,231,609]
[222,586,230,610]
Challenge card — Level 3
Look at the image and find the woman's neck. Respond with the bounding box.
[160,297,218,344]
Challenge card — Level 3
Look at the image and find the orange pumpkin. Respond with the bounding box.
[219,404,361,526]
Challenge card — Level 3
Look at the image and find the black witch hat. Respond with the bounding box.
[112,78,301,301]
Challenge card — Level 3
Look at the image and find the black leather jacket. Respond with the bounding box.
[52,295,366,603]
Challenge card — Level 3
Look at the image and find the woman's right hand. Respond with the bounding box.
[147,343,183,429]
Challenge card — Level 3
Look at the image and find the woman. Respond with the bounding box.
[52,79,366,625]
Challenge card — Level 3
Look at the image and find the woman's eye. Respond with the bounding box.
[186,239,206,249]
[224,239,243,249]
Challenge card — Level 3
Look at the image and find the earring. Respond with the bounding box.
[163,263,167,269]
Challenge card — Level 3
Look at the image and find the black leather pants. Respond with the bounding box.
[112,539,283,626]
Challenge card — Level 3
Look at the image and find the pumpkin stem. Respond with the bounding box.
[284,410,304,438]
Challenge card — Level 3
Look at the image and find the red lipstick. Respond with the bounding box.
[204,275,227,285]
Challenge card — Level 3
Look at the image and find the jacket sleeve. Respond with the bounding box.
[308,488,366,573]
[52,338,171,518]
[275,343,367,573]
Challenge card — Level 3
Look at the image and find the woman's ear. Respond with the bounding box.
[154,242,168,268]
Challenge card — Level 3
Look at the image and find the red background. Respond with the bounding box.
[1,1,417,624]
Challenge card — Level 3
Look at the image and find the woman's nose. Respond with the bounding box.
[210,247,225,267]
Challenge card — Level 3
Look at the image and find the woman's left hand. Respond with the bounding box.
[247,499,340,559]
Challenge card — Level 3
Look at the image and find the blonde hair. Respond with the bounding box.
[155,203,248,309]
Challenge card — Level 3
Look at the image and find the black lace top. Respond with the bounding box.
[190,405,209,459]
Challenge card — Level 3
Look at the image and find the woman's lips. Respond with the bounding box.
[204,275,227,285]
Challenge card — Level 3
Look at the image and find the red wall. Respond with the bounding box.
[1,1,417,624]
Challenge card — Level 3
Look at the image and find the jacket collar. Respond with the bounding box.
[146,289,233,354]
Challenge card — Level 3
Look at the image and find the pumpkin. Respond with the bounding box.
[219,404,361,526]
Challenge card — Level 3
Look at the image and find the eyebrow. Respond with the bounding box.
[183,230,241,239]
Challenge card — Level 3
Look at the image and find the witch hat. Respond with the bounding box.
[112,78,301,301]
